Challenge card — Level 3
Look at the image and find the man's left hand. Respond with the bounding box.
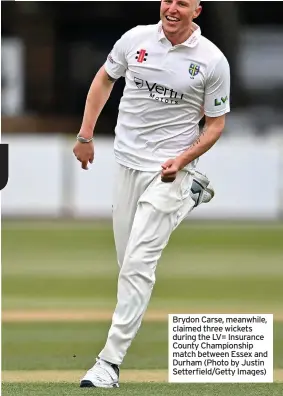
[161,158,182,182]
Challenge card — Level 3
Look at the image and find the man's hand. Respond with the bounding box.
[73,140,94,170]
[161,158,182,182]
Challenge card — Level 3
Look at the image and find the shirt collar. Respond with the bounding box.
[157,20,201,48]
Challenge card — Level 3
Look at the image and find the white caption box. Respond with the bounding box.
[168,314,273,383]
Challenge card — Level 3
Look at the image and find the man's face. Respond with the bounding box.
[160,0,202,37]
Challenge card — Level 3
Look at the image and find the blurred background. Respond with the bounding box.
[2,1,283,131]
[1,0,283,220]
[1,1,283,381]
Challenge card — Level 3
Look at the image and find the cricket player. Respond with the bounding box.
[73,0,230,388]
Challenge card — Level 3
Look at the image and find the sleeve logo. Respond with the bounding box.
[107,53,115,64]
[214,96,228,106]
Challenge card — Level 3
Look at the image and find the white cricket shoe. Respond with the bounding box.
[190,170,215,207]
[80,358,120,388]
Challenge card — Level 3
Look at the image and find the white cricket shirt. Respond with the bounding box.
[104,21,230,171]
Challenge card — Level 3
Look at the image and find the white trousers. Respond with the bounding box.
[99,163,196,365]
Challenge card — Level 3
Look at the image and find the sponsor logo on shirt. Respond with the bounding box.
[107,53,115,64]
[134,77,184,105]
[214,96,228,106]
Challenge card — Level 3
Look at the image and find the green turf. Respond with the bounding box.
[2,383,283,396]
[3,275,283,309]
[2,222,283,394]
[2,321,283,370]
[2,222,283,311]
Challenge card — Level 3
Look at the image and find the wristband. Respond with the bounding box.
[76,135,93,143]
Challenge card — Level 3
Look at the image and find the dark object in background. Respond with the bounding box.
[0,144,9,191]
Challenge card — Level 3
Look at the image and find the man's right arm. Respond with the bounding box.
[79,26,134,139]
[78,66,116,139]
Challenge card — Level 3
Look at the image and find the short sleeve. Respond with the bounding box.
[104,31,130,80]
[204,55,230,117]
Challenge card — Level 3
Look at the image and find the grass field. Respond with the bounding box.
[2,220,283,395]
[3,383,283,396]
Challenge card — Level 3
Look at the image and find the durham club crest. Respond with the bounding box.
[189,63,200,78]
